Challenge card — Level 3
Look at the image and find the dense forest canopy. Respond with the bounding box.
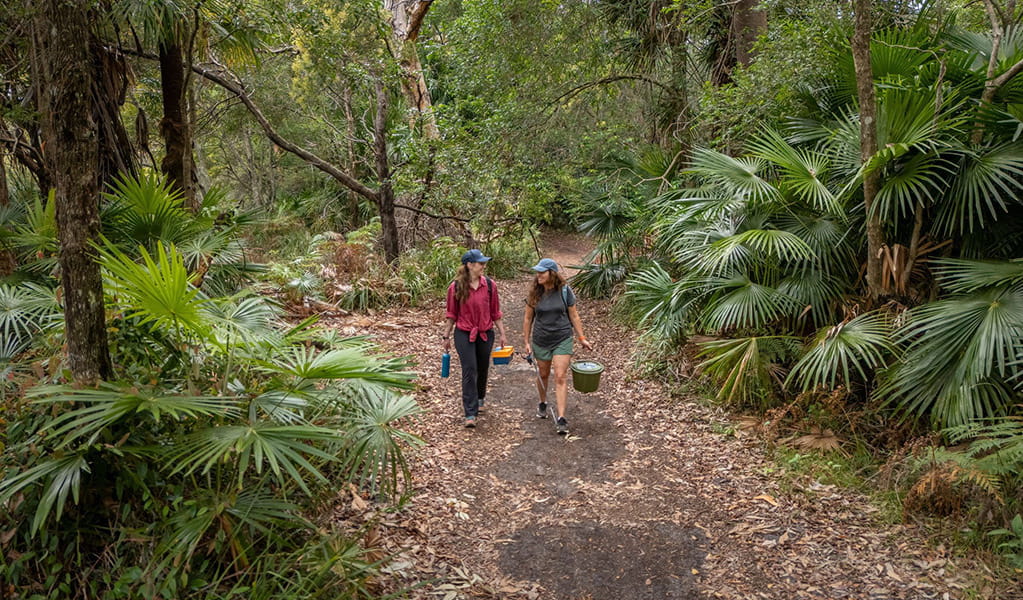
[3,0,1023,597]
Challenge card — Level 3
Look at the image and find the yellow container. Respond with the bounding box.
[491,346,514,365]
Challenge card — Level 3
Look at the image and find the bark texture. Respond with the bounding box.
[732,0,767,68]
[851,0,886,300]
[159,40,197,210]
[711,0,767,86]
[383,0,438,139]
[0,152,13,277]
[31,0,112,383]
[374,79,400,263]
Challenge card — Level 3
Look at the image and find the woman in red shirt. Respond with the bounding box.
[441,249,508,427]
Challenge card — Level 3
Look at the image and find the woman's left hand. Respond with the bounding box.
[499,333,508,349]
[581,338,593,351]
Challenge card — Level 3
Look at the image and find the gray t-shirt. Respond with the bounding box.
[530,285,576,350]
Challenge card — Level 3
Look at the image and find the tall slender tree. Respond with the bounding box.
[383,0,439,139]
[29,0,112,383]
[851,0,886,300]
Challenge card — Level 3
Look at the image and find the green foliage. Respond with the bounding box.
[0,205,421,598]
[0,282,61,361]
[480,233,535,280]
[988,514,1023,570]
[879,283,1023,427]
[697,335,800,409]
[398,237,461,304]
[787,312,897,391]
[697,15,834,150]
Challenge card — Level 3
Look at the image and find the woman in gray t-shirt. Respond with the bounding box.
[522,258,594,434]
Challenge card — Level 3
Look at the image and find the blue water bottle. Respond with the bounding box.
[441,353,451,378]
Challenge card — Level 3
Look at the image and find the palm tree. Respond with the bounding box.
[0,177,422,597]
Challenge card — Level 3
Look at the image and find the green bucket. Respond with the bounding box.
[571,360,605,393]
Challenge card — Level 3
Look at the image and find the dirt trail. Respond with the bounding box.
[329,233,1019,600]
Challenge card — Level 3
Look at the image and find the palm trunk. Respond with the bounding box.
[159,39,197,210]
[31,0,112,384]
[851,0,886,301]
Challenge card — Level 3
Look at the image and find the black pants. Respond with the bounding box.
[453,328,494,418]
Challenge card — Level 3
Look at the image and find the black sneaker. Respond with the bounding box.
[477,398,485,412]
[556,417,569,434]
[537,402,547,418]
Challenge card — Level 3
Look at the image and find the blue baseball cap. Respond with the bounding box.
[461,249,491,264]
[531,258,559,272]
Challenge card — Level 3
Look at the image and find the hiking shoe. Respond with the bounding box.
[537,402,548,418]
[556,417,569,434]
[464,417,476,428]
[477,398,485,412]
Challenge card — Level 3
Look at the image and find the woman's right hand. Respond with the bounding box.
[443,338,451,352]
[524,342,532,357]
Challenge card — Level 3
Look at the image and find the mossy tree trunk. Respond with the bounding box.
[30,0,112,384]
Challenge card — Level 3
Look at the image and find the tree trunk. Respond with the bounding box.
[0,151,14,277]
[91,41,137,184]
[851,0,886,301]
[31,0,112,384]
[732,0,767,68]
[373,79,400,264]
[0,148,7,207]
[341,84,362,226]
[159,39,197,210]
[383,0,439,139]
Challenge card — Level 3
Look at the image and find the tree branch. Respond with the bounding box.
[407,1,434,42]
[549,74,674,109]
[394,202,470,222]
[192,62,380,202]
[114,45,380,202]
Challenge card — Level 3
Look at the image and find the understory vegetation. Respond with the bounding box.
[2,0,1023,596]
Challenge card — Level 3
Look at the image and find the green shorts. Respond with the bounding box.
[532,337,573,361]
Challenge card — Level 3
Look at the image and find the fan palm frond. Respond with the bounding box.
[577,195,640,240]
[748,130,840,213]
[102,172,197,251]
[778,269,852,327]
[686,148,780,205]
[874,151,958,220]
[0,453,90,534]
[932,258,1023,293]
[337,387,423,496]
[29,384,240,449]
[879,286,1023,426]
[623,263,698,341]
[0,282,61,356]
[787,312,897,390]
[700,275,797,332]
[935,143,1023,236]
[698,335,799,407]
[203,293,282,350]
[166,424,343,493]
[99,241,212,339]
[265,346,416,390]
[569,260,630,299]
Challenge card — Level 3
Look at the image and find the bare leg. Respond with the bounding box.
[536,358,551,404]
[551,354,572,419]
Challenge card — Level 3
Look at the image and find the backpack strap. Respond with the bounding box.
[561,285,570,310]
[486,277,493,305]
